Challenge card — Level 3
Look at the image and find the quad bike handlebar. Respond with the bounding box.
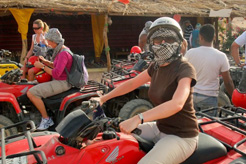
[0,49,12,58]
[140,51,154,60]
[79,99,142,140]
[60,99,142,145]
[0,68,22,84]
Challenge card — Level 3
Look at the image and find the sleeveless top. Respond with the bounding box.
[32,34,46,57]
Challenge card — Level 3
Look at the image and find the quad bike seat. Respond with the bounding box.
[43,87,80,110]
[18,87,80,110]
[135,133,227,164]
[182,133,227,164]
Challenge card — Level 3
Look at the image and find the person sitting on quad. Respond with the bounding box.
[21,19,49,81]
[93,17,199,164]
[231,31,246,92]
[128,46,142,62]
[138,21,152,52]
[27,28,73,130]
[185,24,234,114]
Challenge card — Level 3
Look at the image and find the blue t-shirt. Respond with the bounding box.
[191,29,200,48]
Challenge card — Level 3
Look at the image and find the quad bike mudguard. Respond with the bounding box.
[56,92,100,123]
[0,92,24,121]
[0,92,22,114]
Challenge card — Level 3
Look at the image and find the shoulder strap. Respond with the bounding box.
[60,48,73,56]
[33,34,37,44]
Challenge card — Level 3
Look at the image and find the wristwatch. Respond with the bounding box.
[42,65,45,70]
[138,113,144,124]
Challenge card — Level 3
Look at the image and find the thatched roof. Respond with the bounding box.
[0,0,245,17]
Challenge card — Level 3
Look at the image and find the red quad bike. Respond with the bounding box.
[111,51,153,75]
[218,66,243,106]
[0,69,108,136]
[101,51,154,119]
[111,46,142,74]
[2,103,246,164]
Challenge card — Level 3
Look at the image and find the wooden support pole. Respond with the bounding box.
[214,17,219,49]
[103,14,111,72]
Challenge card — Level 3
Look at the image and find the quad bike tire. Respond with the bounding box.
[119,99,153,119]
[0,115,18,138]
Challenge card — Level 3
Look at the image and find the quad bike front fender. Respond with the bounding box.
[0,92,22,114]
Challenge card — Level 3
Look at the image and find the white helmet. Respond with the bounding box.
[147,17,184,42]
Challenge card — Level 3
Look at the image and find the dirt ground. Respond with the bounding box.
[87,68,107,82]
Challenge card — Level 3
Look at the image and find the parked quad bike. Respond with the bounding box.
[0,69,108,137]
[101,52,154,119]
[218,66,242,107]
[2,102,246,164]
[0,49,22,77]
[111,51,153,75]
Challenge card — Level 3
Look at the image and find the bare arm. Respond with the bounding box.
[34,61,53,75]
[231,42,242,66]
[24,39,35,63]
[221,71,235,97]
[100,70,151,104]
[120,77,192,134]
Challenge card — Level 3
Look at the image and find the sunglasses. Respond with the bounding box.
[33,27,41,30]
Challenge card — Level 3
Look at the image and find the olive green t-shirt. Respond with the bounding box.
[147,58,199,138]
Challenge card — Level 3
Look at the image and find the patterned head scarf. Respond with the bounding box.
[149,27,182,67]
[45,28,64,61]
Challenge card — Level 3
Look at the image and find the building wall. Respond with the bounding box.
[1,14,207,61]
[0,14,157,60]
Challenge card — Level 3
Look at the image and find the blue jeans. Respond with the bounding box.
[193,92,218,116]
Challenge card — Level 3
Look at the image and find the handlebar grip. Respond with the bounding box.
[132,128,142,135]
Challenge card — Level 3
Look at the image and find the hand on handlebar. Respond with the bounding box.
[34,61,44,69]
[119,115,141,135]
[39,56,47,63]
[90,91,104,106]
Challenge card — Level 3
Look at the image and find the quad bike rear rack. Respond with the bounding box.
[111,59,135,69]
[80,80,109,94]
[0,120,47,164]
[196,106,246,157]
[101,70,139,89]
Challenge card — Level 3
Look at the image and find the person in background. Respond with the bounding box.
[183,20,193,49]
[93,17,199,164]
[138,21,152,52]
[185,24,234,113]
[189,23,201,48]
[27,28,73,130]
[231,31,246,92]
[21,19,49,81]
